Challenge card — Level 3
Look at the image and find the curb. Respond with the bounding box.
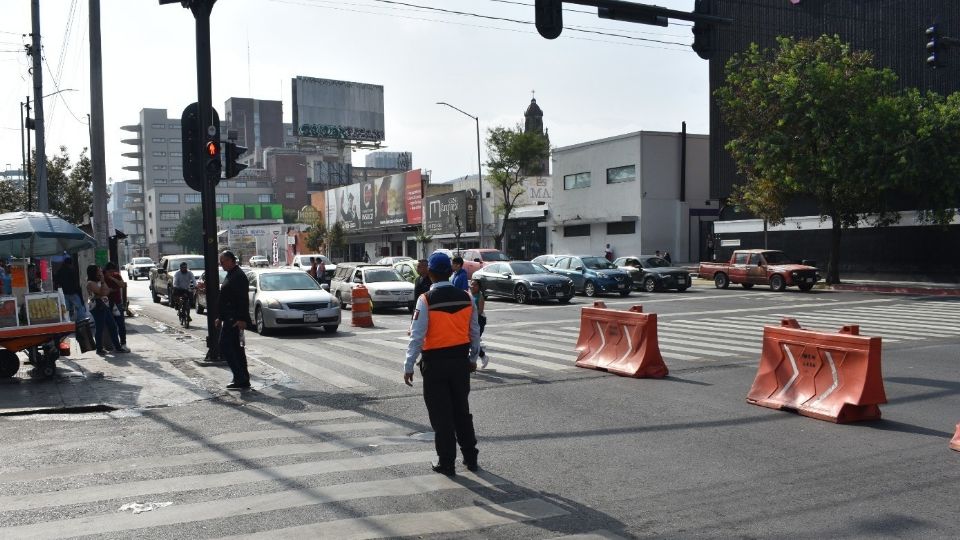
[824,284,960,297]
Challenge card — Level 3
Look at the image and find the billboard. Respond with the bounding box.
[292,76,385,142]
[424,191,477,236]
[324,170,423,231]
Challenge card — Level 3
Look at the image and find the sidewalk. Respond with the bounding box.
[0,315,287,415]
[687,273,960,296]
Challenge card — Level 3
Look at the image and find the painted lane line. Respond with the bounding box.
[259,352,370,390]
[657,336,756,355]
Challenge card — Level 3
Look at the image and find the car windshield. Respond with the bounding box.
[642,257,671,268]
[364,269,402,283]
[260,273,321,291]
[762,252,792,264]
[178,258,205,270]
[508,262,550,275]
[481,251,510,262]
[582,257,616,269]
[133,258,153,265]
[202,269,227,282]
[252,256,266,260]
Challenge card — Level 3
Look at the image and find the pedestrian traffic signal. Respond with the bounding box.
[205,140,221,179]
[223,141,247,179]
[927,25,943,68]
[535,0,563,40]
[181,102,221,192]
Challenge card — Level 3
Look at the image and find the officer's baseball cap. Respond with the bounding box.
[427,252,452,273]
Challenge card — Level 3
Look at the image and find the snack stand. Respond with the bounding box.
[0,212,96,379]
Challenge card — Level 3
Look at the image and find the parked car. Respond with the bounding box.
[376,256,412,265]
[329,263,415,312]
[458,249,511,277]
[194,268,227,314]
[548,255,632,297]
[248,255,269,267]
[393,259,420,284]
[531,254,561,268]
[149,254,205,304]
[247,269,341,335]
[614,255,691,292]
[290,253,337,281]
[698,249,819,292]
[472,261,575,304]
[125,257,156,281]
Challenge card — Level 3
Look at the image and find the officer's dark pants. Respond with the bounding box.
[219,321,250,385]
[421,358,478,467]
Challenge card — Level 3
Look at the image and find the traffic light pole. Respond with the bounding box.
[188,0,221,360]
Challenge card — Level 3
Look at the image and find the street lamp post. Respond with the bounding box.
[436,101,484,248]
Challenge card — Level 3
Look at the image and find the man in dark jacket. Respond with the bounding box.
[215,250,253,390]
[413,259,431,299]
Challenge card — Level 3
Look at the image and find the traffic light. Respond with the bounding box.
[223,141,247,179]
[535,0,563,40]
[692,0,714,60]
[181,102,221,192]
[205,140,221,180]
[927,25,943,68]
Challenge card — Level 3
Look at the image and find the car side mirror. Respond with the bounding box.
[575,266,584,271]
[321,284,330,291]
[158,268,166,274]
[353,277,362,284]
[503,272,511,278]
[474,258,481,263]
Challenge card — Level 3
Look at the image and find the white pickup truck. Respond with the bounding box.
[125,257,155,281]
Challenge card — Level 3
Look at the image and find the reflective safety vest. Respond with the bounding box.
[422,286,472,352]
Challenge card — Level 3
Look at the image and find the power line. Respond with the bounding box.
[50,0,81,121]
[42,54,87,125]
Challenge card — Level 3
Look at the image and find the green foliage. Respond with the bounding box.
[173,206,204,254]
[283,208,299,224]
[715,35,959,283]
[325,221,346,260]
[0,146,94,222]
[62,148,94,225]
[485,124,550,250]
[305,218,327,252]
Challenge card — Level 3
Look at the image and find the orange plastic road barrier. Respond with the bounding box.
[351,284,374,328]
[574,302,668,378]
[746,318,886,423]
[950,424,960,452]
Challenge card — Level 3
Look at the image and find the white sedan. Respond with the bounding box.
[247,269,341,335]
[249,255,270,267]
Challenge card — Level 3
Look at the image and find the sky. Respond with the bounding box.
[0,0,709,187]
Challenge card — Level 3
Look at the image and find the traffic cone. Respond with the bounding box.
[351,284,374,328]
[950,423,960,452]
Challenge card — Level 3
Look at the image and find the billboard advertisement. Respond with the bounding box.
[292,76,385,142]
[424,191,477,236]
[323,169,423,231]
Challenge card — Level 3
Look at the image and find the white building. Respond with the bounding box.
[547,130,715,263]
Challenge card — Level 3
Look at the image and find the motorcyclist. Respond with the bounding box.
[172,262,197,319]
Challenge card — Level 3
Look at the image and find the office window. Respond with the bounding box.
[216,194,229,203]
[285,176,295,183]
[171,165,182,171]
[234,181,246,188]
[152,165,166,171]
[257,181,269,188]
[152,151,166,157]
[564,224,590,237]
[606,221,636,235]
[154,178,167,184]
[160,228,176,238]
[285,192,296,199]
[151,123,165,129]
[170,178,185,185]
[167,124,180,129]
[151,137,165,143]
[169,137,181,143]
[158,194,179,204]
[159,211,180,220]
[170,151,182,157]
[185,193,201,203]
[258,194,272,203]
[606,165,636,184]
[563,172,591,190]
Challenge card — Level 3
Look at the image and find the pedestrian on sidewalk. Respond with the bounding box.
[414,259,431,298]
[663,251,672,265]
[54,256,87,321]
[216,250,253,390]
[451,256,469,291]
[316,257,326,285]
[85,264,127,355]
[469,278,488,369]
[103,262,127,347]
[604,243,614,262]
[307,257,318,281]
[404,251,481,476]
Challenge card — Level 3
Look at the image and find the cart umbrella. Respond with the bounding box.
[0,212,97,258]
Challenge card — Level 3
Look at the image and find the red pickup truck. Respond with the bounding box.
[698,249,820,292]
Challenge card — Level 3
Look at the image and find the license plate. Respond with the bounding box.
[555,292,565,297]
[303,313,318,323]
[806,278,814,283]
[618,283,626,289]
[678,277,686,283]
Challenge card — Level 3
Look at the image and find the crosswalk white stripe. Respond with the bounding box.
[481,340,576,371]
[657,336,754,355]
[173,420,397,447]
[853,305,960,318]
[523,328,580,339]
[765,314,939,339]
[221,498,569,540]
[0,435,421,484]
[382,336,532,374]
[657,328,762,349]
[507,326,703,361]
[274,410,363,422]
[0,450,436,512]
[282,340,406,383]
[824,308,960,330]
[0,472,511,540]
[668,319,765,335]
[797,311,957,334]
[654,340,735,357]
[497,331,578,353]
[662,321,763,337]
[260,351,370,389]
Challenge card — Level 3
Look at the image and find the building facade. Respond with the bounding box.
[547,130,711,263]
[365,151,413,170]
[224,98,284,168]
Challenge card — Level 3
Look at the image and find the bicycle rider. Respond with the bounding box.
[172,262,197,321]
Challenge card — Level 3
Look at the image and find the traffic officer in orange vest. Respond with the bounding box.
[404,251,481,476]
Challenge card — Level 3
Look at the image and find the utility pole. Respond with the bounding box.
[89,0,109,252]
[30,0,49,213]
[24,97,32,211]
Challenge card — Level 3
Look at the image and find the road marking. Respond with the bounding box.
[259,351,370,389]
[221,497,569,540]
[654,341,735,357]
[282,340,406,383]
[481,340,575,371]
[173,420,397,447]
[657,336,753,355]
[658,327,763,349]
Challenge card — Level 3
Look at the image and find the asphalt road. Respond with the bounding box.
[1,276,958,539]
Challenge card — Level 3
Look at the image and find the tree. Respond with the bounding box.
[485,125,550,250]
[62,148,94,224]
[173,207,204,254]
[305,218,327,253]
[728,176,789,249]
[325,221,346,261]
[716,35,924,284]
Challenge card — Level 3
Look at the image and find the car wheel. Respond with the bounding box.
[741,283,754,289]
[324,324,338,333]
[643,277,657,293]
[770,274,786,292]
[514,284,529,304]
[558,296,572,304]
[0,350,19,378]
[619,289,631,297]
[151,286,160,303]
[584,281,597,297]
[714,273,729,289]
[798,283,814,292]
[167,286,174,307]
[677,286,689,292]
[255,306,270,335]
